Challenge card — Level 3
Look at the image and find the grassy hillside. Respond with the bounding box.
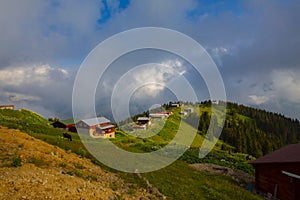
[0,107,262,199]
[0,108,48,126]
[143,161,260,200]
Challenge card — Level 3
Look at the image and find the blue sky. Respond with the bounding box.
[0,0,300,120]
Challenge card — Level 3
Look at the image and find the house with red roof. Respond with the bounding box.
[76,117,115,138]
[250,143,300,200]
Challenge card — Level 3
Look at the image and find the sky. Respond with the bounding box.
[0,0,300,120]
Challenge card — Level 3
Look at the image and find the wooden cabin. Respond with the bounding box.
[212,100,220,105]
[133,124,147,131]
[156,111,172,117]
[51,121,66,129]
[51,118,77,132]
[0,105,14,110]
[250,143,300,200]
[76,117,115,138]
[149,113,167,119]
[179,111,188,116]
[61,118,77,132]
[137,117,151,125]
[170,103,180,107]
[95,124,115,138]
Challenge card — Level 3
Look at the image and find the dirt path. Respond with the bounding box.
[189,163,255,185]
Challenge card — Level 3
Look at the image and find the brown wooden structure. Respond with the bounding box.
[76,117,115,138]
[0,105,14,110]
[250,144,300,200]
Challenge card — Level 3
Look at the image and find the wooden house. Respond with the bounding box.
[76,117,115,138]
[95,124,115,138]
[137,117,151,125]
[51,118,77,132]
[212,100,219,105]
[133,124,147,131]
[61,118,77,132]
[0,105,14,110]
[250,143,300,200]
[156,111,172,117]
[51,121,66,129]
[149,113,167,119]
[170,103,180,107]
[179,111,188,116]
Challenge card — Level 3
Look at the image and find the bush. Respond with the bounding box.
[27,157,47,168]
[11,156,22,167]
[58,162,67,168]
[78,147,86,159]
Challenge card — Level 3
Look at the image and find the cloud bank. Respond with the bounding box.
[0,0,299,120]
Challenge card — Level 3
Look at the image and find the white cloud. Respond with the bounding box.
[109,59,188,121]
[209,46,230,67]
[249,95,269,105]
[112,59,186,99]
[0,0,299,120]
[270,70,300,103]
[3,92,40,102]
[0,64,70,86]
[0,64,75,117]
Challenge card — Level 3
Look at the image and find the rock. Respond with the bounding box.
[99,186,104,191]
[14,186,20,191]
[140,197,148,200]
[158,195,166,200]
[148,187,160,195]
[108,195,114,200]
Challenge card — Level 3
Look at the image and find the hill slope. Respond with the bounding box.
[0,126,158,200]
[0,107,264,199]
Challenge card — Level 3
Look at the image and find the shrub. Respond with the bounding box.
[11,156,22,167]
[58,162,67,168]
[78,147,86,159]
[28,157,47,168]
[74,163,83,169]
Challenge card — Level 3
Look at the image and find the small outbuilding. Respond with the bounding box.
[185,108,194,113]
[250,143,300,200]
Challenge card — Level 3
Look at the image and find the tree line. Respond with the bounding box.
[185,101,300,157]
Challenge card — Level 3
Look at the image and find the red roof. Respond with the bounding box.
[250,143,300,164]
